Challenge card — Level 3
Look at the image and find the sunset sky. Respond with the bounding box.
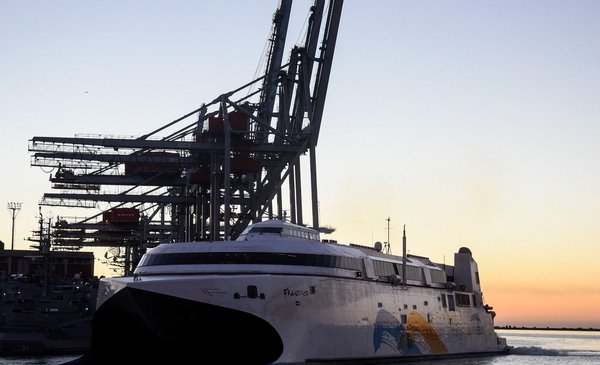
[1,1,599,329]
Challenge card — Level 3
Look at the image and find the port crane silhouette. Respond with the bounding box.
[28,0,343,274]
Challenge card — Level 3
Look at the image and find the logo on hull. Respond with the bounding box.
[373,310,448,355]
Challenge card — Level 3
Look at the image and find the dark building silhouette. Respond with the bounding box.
[0,249,94,280]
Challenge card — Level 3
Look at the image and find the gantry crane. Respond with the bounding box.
[28,0,343,274]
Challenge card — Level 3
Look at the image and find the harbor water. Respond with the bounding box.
[0,329,598,365]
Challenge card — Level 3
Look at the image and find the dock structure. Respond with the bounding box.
[28,0,343,275]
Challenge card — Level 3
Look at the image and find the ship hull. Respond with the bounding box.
[0,278,97,357]
[76,273,508,364]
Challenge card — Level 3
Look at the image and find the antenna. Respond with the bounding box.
[384,217,391,254]
[402,224,407,288]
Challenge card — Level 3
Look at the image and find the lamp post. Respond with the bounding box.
[7,202,22,250]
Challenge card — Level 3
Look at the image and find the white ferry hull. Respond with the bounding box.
[82,273,507,364]
[69,220,508,364]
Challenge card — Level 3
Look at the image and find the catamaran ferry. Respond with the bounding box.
[75,219,508,364]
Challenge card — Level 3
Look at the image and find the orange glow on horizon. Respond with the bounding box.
[485,283,600,328]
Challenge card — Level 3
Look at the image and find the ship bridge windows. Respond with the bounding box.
[249,227,282,235]
[282,227,320,240]
[239,226,320,241]
[137,252,362,271]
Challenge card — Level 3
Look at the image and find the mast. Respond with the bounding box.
[386,216,391,254]
[402,224,407,288]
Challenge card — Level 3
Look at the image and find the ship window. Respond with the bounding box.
[249,227,282,234]
[139,252,362,271]
[406,265,422,281]
[455,293,470,307]
[244,226,321,241]
[247,285,258,298]
[441,294,447,308]
[401,314,407,324]
[430,269,447,284]
[373,260,396,277]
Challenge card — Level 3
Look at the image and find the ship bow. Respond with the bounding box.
[81,287,283,363]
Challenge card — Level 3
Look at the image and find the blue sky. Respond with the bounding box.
[1,1,600,327]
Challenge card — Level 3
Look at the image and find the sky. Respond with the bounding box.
[1,0,599,329]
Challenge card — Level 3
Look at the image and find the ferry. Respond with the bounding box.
[74,219,509,364]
